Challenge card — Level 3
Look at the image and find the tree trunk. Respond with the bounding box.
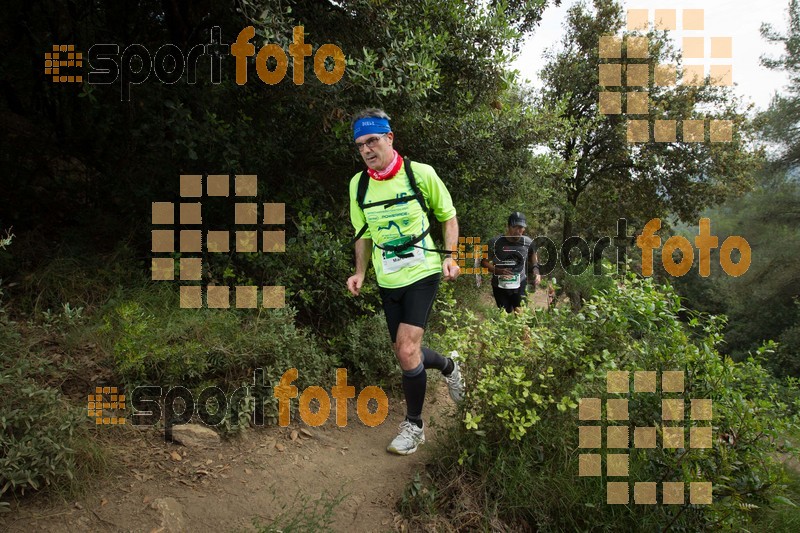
[562,190,579,242]
[562,211,573,243]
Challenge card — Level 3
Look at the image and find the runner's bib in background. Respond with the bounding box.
[497,273,521,289]
[495,261,521,289]
[486,235,535,291]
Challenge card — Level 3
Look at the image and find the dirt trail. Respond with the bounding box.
[1,385,455,533]
[1,288,553,532]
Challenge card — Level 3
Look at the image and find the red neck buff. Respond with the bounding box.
[368,150,403,181]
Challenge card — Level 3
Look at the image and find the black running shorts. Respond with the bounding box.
[492,285,527,313]
[378,273,441,343]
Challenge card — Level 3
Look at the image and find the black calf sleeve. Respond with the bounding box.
[402,363,426,424]
[422,347,446,370]
[422,347,454,375]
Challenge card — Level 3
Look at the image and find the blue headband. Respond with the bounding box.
[353,117,391,140]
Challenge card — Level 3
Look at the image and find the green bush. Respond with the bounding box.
[228,207,382,337]
[0,357,87,501]
[751,438,800,532]
[3,235,147,315]
[1,269,103,504]
[97,286,335,428]
[101,290,327,382]
[330,312,398,389]
[558,259,616,310]
[774,304,800,378]
[1,231,83,501]
[425,274,800,530]
[1,234,88,502]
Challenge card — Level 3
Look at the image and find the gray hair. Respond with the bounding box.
[351,108,391,128]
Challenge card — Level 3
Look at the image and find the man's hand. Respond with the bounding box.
[494,266,512,276]
[347,273,365,296]
[534,273,542,286]
[442,257,460,281]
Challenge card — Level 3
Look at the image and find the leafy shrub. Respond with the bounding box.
[3,235,147,314]
[228,206,382,337]
[0,358,87,500]
[773,303,800,378]
[750,444,800,531]
[330,312,398,389]
[0,348,97,503]
[558,259,616,309]
[1,263,102,504]
[426,274,800,530]
[98,286,335,428]
[101,291,327,383]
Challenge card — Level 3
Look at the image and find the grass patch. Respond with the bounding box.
[751,428,800,532]
[1,233,147,317]
[750,466,800,532]
[251,489,345,533]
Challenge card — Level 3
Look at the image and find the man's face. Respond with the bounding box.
[507,224,526,239]
[356,132,394,171]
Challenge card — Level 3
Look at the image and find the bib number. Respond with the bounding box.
[495,260,521,289]
[381,235,425,273]
[497,273,521,289]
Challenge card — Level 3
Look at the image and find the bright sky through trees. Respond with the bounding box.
[513,0,791,110]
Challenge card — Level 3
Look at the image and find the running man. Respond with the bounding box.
[346,108,464,455]
[481,212,541,313]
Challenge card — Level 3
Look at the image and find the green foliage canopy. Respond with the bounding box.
[537,0,760,241]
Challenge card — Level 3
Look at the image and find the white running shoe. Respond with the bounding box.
[387,420,425,455]
[444,350,465,403]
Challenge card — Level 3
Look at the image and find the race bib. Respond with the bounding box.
[497,273,521,289]
[381,235,425,273]
[494,260,521,289]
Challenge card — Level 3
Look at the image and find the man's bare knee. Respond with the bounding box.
[395,324,424,369]
[395,343,420,370]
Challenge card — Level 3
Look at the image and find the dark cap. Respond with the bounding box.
[508,211,527,228]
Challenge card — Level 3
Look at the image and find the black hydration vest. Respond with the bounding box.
[351,159,449,258]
